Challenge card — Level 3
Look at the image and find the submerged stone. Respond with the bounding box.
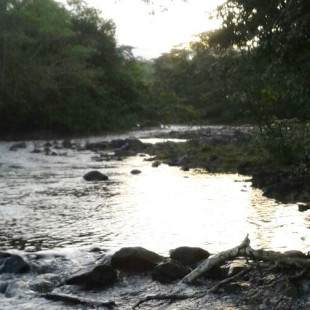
[111,247,163,273]
[130,169,142,175]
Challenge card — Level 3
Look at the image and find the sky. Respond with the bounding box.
[71,0,225,59]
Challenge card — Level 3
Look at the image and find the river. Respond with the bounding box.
[0,126,310,309]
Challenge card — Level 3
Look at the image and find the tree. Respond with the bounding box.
[0,0,149,135]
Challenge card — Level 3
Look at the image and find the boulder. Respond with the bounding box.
[66,264,117,289]
[131,169,141,175]
[0,253,30,274]
[152,260,190,283]
[111,247,163,273]
[83,171,109,181]
[169,246,210,266]
[9,142,26,151]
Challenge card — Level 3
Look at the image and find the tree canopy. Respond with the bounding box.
[0,0,148,135]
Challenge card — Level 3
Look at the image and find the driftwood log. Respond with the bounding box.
[133,235,310,309]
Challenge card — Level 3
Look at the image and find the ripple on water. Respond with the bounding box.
[0,134,310,255]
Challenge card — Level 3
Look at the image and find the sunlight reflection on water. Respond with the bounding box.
[0,133,310,256]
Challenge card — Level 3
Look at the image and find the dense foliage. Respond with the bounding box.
[210,0,310,165]
[0,0,148,135]
[151,0,310,166]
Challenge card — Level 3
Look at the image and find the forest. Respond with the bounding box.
[0,0,309,166]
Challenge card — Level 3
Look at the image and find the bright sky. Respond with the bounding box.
[75,0,225,59]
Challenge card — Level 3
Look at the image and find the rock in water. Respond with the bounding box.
[152,160,161,168]
[169,246,210,266]
[111,247,163,273]
[66,264,117,289]
[9,142,27,151]
[130,169,141,175]
[0,253,30,274]
[83,171,109,181]
[152,260,190,283]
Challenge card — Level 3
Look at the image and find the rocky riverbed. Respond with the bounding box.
[1,243,310,310]
[1,125,310,309]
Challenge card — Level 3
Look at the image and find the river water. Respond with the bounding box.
[0,126,310,309]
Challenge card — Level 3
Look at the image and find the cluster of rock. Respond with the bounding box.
[85,138,148,158]
[62,245,239,290]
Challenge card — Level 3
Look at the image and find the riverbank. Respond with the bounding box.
[143,126,310,205]
[1,241,310,310]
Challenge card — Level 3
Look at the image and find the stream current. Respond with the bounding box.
[1,126,310,309]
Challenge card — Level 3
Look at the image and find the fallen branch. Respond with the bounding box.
[182,234,250,284]
[133,235,310,308]
[208,265,252,293]
[42,293,116,308]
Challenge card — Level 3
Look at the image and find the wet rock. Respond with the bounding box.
[89,247,102,253]
[169,246,210,266]
[110,138,144,150]
[85,141,108,151]
[0,253,30,274]
[181,166,190,171]
[83,170,109,181]
[30,279,55,293]
[131,169,142,175]
[144,156,157,162]
[32,146,41,153]
[283,250,307,258]
[44,142,52,148]
[9,142,26,151]
[152,160,161,168]
[66,264,117,289]
[0,252,11,260]
[0,281,9,294]
[152,260,190,283]
[297,203,310,212]
[62,139,73,148]
[111,247,163,273]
